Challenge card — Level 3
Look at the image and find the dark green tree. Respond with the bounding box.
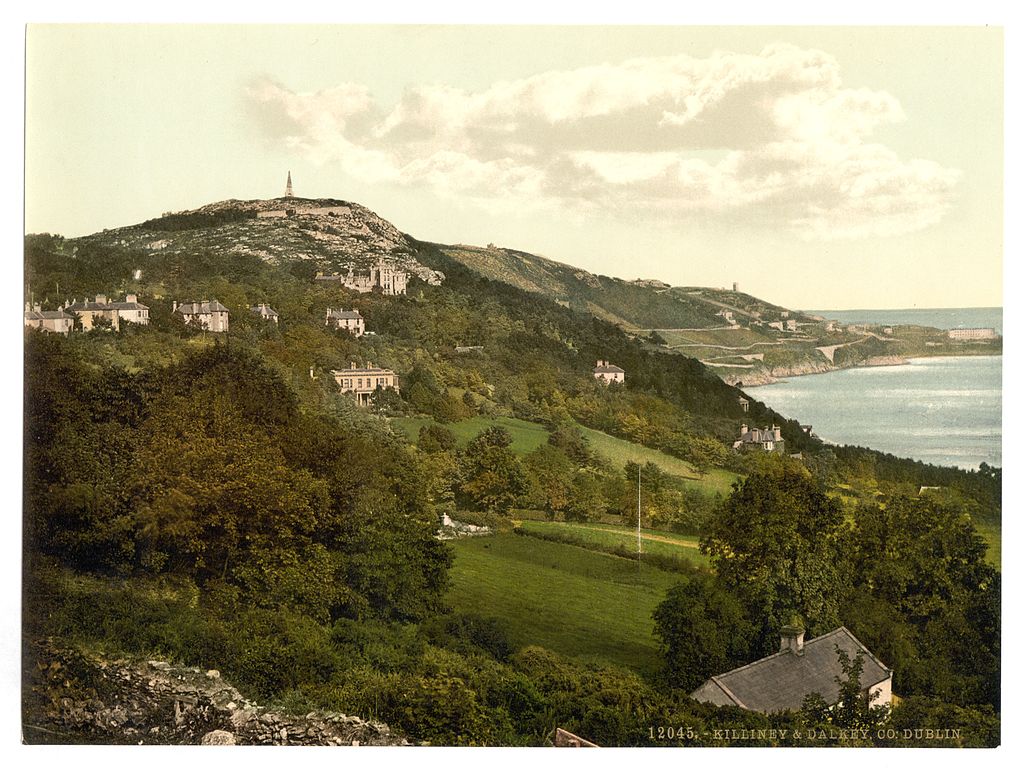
[702,462,847,654]
[653,574,754,692]
[457,426,529,517]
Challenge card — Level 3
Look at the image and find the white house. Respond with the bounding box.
[593,360,625,384]
[250,303,279,323]
[174,299,230,332]
[325,308,365,336]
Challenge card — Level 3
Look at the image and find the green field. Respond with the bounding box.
[445,533,682,676]
[390,415,551,454]
[517,520,711,568]
[393,415,739,496]
[974,520,1002,569]
[575,425,739,495]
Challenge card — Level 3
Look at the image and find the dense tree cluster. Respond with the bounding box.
[25,334,450,622]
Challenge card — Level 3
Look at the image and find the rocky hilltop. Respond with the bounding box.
[83,196,444,286]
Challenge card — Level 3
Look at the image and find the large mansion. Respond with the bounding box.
[315,260,408,296]
[331,362,400,406]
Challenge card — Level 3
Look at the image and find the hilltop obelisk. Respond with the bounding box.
[285,171,294,198]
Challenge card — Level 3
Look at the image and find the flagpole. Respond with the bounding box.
[637,464,642,556]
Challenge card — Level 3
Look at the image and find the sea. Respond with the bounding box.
[746,309,1002,471]
[807,306,1002,335]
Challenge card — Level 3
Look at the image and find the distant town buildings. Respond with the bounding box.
[332,362,399,405]
[733,424,785,453]
[691,626,892,714]
[65,294,150,331]
[174,299,230,332]
[325,308,365,336]
[24,304,73,335]
[716,309,736,324]
[315,259,408,296]
[250,303,279,324]
[947,327,997,340]
[593,360,625,385]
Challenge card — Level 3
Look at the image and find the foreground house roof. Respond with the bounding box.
[692,627,890,713]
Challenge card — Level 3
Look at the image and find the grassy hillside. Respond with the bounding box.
[575,426,738,495]
[445,534,680,676]
[390,415,550,455]
[393,414,739,498]
[516,520,710,568]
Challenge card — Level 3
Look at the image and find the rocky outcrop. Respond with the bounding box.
[437,513,492,540]
[23,640,409,746]
[722,355,909,386]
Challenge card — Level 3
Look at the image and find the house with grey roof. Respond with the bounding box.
[325,308,365,337]
[174,299,229,332]
[250,303,279,323]
[733,424,785,453]
[691,626,892,714]
[593,360,625,385]
[24,304,74,335]
[65,294,150,331]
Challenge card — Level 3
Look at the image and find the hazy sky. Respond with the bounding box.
[25,25,1003,310]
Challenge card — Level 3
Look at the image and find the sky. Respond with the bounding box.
[24,24,1003,311]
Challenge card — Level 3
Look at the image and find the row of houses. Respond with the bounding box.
[23,294,333,336]
[24,294,151,334]
[25,292,397,404]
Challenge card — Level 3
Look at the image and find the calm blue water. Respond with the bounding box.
[747,356,1002,470]
[807,307,1002,335]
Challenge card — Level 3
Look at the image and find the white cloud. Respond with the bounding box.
[245,43,959,240]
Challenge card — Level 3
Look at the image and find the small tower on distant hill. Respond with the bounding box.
[285,171,294,198]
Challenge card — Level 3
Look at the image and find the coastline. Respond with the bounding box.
[727,351,1001,388]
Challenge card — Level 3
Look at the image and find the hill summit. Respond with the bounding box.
[84,197,445,286]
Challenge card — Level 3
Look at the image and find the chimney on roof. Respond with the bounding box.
[172,301,178,313]
[351,362,357,369]
[95,294,108,305]
[126,293,137,303]
[740,423,748,435]
[780,625,805,656]
[773,425,783,442]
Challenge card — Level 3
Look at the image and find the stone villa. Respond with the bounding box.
[174,300,230,332]
[250,303,279,323]
[593,360,625,384]
[691,626,892,714]
[733,424,785,453]
[315,260,408,296]
[64,294,150,331]
[331,362,399,406]
[325,308,365,336]
[24,304,74,335]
